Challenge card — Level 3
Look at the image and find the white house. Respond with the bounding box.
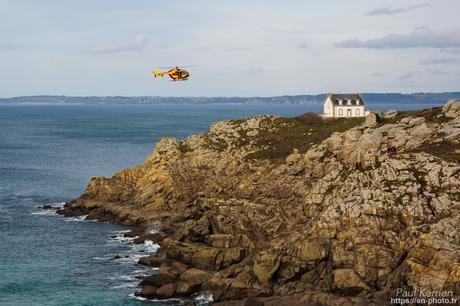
[323,93,369,118]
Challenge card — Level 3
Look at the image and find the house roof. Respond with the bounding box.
[327,93,364,106]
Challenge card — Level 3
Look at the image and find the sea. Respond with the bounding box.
[0,102,444,305]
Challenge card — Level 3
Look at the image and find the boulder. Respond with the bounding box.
[245,297,265,306]
[135,285,157,298]
[407,117,425,128]
[133,232,166,244]
[175,281,195,295]
[295,239,329,262]
[364,113,379,127]
[138,255,163,267]
[385,109,398,119]
[286,149,301,165]
[219,248,246,268]
[253,252,281,284]
[357,131,383,158]
[442,100,460,118]
[333,269,371,292]
[155,283,176,299]
[140,271,176,287]
[179,268,212,287]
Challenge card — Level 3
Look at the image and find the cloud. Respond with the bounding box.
[369,72,387,77]
[87,34,147,54]
[398,72,416,81]
[297,42,308,49]
[38,61,50,68]
[419,57,460,65]
[334,28,460,49]
[427,69,450,75]
[0,43,21,50]
[241,67,264,75]
[365,3,429,16]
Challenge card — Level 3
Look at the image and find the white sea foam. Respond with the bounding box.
[104,230,162,298]
[92,256,112,261]
[108,274,137,281]
[111,282,137,289]
[128,293,147,301]
[50,201,65,208]
[132,268,153,275]
[108,235,137,244]
[64,215,88,222]
[131,240,160,254]
[147,228,159,234]
[120,254,144,264]
[39,201,65,208]
[112,230,131,234]
[195,292,214,303]
[31,210,58,216]
[31,202,66,216]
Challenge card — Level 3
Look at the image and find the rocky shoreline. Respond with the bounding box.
[60,101,460,305]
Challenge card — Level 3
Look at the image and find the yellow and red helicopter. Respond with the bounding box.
[152,66,192,81]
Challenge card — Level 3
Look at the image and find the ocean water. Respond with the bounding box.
[0,102,444,305]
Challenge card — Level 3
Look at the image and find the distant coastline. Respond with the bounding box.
[1,92,460,105]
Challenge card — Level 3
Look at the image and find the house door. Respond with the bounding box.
[347,109,352,117]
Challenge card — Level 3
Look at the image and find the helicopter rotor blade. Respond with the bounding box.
[155,65,196,69]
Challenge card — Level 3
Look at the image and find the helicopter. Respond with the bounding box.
[152,66,192,81]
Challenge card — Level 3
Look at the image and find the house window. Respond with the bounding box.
[347,109,352,117]
[356,109,360,116]
[339,109,343,116]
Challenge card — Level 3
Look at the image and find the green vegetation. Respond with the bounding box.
[382,107,450,125]
[202,133,229,151]
[413,141,460,163]
[177,141,192,154]
[324,185,333,196]
[245,115,364,161]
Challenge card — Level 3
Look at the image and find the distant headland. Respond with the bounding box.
[1,92,460,105]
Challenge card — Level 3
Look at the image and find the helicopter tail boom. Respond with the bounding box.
[153,70,166,78]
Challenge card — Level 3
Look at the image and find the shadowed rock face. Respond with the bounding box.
[62,101,460,305]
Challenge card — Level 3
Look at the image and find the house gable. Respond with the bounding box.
[324,93,368,118]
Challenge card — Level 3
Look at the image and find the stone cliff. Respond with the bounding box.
[62,101,460,305]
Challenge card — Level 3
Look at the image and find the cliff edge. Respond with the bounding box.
[62,101,460,305]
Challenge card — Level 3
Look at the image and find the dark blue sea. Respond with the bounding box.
[0,102,443,305]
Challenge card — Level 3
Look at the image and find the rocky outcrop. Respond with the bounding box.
[62,101,460,305]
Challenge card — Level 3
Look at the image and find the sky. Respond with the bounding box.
[1,0,460,97]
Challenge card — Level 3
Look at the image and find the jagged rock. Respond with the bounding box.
[253,252,281,284]
[333,269,371,292]
[138,255,162,267]
[141,270,176,287]
[133,232,165,244]
[286,149,301,165]
[442,99,460,118]
[295,239,329,262]
[62,100,460,304]
[357,131,382,159]
[179,268,212,287]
